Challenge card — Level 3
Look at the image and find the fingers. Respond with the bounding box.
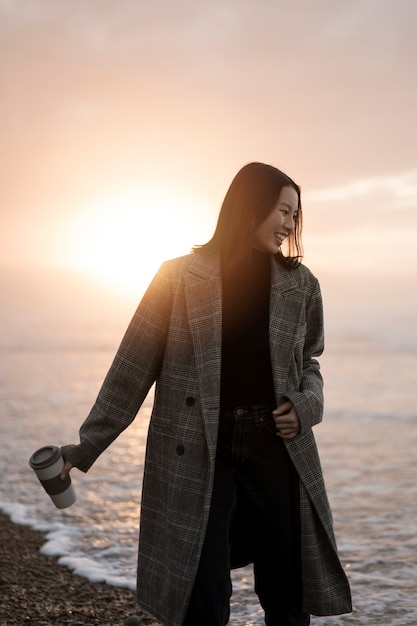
[60,460,73,481]
[275,422,299,439]
[272,402,300,439]
[272,400,293,417]
[277,428,299,440]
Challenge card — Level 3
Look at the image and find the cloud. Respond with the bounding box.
[302,168,417,274]
[305,170,417,205]
[2,0,417,276]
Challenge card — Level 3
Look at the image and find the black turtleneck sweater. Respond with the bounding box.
[220,250,276,409]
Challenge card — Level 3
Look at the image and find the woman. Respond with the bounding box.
[61,163,352,625]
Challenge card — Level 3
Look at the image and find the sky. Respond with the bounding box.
[1,0,417,329]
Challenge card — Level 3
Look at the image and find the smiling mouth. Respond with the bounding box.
[274,233,286,244]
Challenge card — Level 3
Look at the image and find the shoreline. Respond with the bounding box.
[0,511,157,625]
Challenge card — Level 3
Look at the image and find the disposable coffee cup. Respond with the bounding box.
[29,445,76,509]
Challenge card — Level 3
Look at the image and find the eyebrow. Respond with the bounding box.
[279,201,297,211]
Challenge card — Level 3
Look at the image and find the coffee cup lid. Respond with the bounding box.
[29,445,61,469]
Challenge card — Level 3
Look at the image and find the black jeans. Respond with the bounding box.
[183,405,310,626]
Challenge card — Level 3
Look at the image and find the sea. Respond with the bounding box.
[1,268,416,625]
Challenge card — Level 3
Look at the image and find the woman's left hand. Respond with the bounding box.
[272,401,301,439]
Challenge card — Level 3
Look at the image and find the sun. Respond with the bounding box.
[63,184,214,297]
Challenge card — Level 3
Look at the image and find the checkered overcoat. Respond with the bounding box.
[63,252,352,625]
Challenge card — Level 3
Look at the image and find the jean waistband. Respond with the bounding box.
[220,404,275,419]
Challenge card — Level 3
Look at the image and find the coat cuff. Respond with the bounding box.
[61,444,97,473]
[284,390,323,434]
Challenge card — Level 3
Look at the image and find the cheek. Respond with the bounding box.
[254,212,278,240]
[274,213,285,228]
[257,223,271,240]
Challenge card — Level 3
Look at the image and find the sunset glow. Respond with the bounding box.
[61,184,215,294]
[1,1,417,310]
[1,7,416,624]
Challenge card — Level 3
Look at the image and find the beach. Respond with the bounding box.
[0,511,157,626]
[1,272,417,625]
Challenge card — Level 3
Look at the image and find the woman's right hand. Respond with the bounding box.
[60,460,73,481]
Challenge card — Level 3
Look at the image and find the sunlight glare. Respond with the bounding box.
[64,185,213,296]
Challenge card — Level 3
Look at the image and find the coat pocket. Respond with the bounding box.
[149,415,174,434]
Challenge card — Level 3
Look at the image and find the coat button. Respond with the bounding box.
[176,445,185,456]
[185,397,195,407]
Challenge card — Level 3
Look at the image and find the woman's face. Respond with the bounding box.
[252,185,299,255]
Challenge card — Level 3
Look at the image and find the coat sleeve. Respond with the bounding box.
[284,276,324,434]
[62,262,172,472]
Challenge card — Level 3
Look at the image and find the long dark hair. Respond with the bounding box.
[193,162,303,270]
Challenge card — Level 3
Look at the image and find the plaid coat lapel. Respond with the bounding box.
[269,259,302,397]
[184,254,222,458]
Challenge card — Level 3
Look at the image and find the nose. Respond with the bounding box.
[284,214,296,233]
